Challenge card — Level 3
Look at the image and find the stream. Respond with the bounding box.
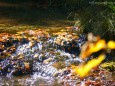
[0,29,115,86]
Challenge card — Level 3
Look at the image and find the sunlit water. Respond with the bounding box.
[0,35,84,86]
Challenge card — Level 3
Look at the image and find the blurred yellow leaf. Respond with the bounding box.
[80,40,106,59]
[72,54,105,78]
[107,41,115,49]
[91,40,106,52]
[80,42,92,59]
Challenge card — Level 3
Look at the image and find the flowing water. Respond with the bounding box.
[0,30,114,86]
[0,31,85,86]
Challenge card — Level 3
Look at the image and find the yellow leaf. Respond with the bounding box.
[91,40,106,52]
[107,41,115,49]
[24,62,30,69]
[72,54,105,78]
[80,40,106,59]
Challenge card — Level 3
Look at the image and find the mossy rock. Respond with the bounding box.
[52,62,66,69]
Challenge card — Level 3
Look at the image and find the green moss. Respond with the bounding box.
[101,62,115,72]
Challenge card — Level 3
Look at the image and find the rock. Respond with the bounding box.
[43,58,53,64]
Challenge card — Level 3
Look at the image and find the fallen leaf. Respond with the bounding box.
[72,54,105,78]
[24,62,30,69]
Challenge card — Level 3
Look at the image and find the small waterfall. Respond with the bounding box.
[2,32,114,86]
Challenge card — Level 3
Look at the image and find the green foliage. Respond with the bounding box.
[101,62,115,72]
[76,1,115,40]
[58,0,115,40]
